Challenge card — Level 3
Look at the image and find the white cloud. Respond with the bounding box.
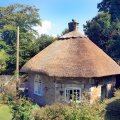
[33,20,52,35]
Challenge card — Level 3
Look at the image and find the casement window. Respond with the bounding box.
[34,74,43,96]
[65,87,81,103]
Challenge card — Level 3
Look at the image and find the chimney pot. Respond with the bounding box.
[68,19,79,32]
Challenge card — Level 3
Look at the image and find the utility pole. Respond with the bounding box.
[16,26,19,90]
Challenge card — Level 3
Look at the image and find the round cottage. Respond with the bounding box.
[21,20,120,105]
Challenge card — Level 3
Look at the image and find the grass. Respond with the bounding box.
[0,104,12,120]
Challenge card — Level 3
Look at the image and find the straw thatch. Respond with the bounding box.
[59,31,87,39]
[21,31,120,78]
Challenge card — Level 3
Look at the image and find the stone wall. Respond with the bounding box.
[54,77,91,103]
[90,76,116,103]
[54,76,116,103]
[28,73,55,106]
[28,74,116,105]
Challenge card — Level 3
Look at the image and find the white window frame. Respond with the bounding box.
[34,74,43,96]
[65,87,81,103]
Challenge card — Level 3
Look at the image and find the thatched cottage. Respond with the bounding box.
[21,20,120,105]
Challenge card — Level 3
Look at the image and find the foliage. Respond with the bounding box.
[33,102,105,120]
[10,98,33,120]
[97,0,120,21]
[0,4,41,34]
[0,85,16,104]
[0,93,9,104]
[0,38,9,51]
[33,103,66,120]
[0,4,55,74]
[114,89,120,98]
[4,80,16,97]
[0,49,9,72]
[84,0,120,62]
[61,28,69,36]
[33,34,55,54]
[84,13,111,51]
[0,4,41,74]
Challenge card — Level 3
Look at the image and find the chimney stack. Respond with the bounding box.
[68,19,79,32]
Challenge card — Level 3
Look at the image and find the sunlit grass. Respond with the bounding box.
[0,104,12,120]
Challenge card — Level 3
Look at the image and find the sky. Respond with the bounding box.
[0,0,102,36]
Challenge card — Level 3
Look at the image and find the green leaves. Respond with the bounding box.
[0,50,9,72]
[10,98,33,120]
[61,28,69,36]
[0,4,41,31]
[0,4,41,74]
[33,34,55,54]
[84,13,111,51]
[97,0,120,21]
[33,102,105,120]
[84,0,120,62]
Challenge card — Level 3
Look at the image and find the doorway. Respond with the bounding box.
[101,84,107,100]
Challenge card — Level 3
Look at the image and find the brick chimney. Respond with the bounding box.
[68,19,79,32]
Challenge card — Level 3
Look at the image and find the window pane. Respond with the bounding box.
[34,75,42,96]
[76,90,80,100]
[65,88,81,102]
[66,90,69,101]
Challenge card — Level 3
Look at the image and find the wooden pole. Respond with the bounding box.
[16,26,19,90]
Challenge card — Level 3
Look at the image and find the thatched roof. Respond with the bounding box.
[59,31,87,39]
[21,20,120,78]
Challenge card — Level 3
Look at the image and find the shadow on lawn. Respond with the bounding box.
[105,98,120,120]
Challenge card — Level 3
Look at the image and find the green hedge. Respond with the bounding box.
[33,102,105,120]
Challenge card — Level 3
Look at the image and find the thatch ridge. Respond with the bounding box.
[59,31,87,39]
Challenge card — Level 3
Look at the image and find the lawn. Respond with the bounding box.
[0,104,12,120]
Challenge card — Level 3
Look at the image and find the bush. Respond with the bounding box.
[10,98,33,120]
[0,78,16,104]
[0,92,14,104]
[114,89,120,97]
[33,102,105,120]
[65,102,105,120]
[33,103,66,120]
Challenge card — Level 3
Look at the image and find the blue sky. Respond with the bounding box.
[0,0,101,36]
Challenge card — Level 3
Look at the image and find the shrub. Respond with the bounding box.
[114,89,120,97]
[4,79,16,97]
[10,98,33,120]
[33,103,67,120]
[33,102,105,120]
[0,92,14,104]
[0,79,16,104]
[65,102,105,120]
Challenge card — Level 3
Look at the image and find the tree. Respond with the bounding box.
[106,21,120,60]
[0,38,9,73]
[0,4,41,44]
[0,50,8,73]
[98,0,120,21]
[84,13,111,51]
[61,28,69,36]
[0,4,41,74]
[84,0,120,62]
[33,34,55,54]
